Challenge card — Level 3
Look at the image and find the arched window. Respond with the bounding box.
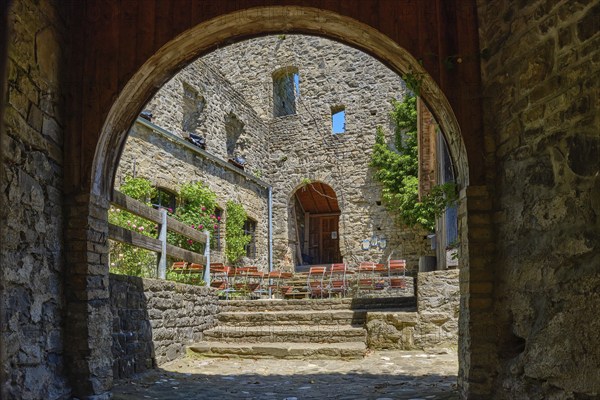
[272,67,299,117]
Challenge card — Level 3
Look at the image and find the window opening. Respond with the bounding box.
[225,113,246,169]
[181,82,205,133]
[273,67,299,117]
[243,219,257,258]
[152,188,177,213]
[331,106,346,134]
[293,73,300,98]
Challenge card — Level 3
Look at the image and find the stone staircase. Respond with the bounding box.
[188,297,416,359]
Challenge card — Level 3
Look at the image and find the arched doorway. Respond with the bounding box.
[291,182,341,267]
[68,5,490,399]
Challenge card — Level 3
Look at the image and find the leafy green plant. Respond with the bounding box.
[165,268,205,286]
[401,70,424,96]
[109,176,158,277]
[370,94,457,231]
[168,181,220,253]
[300,177,312,186]
[225,200,251,264]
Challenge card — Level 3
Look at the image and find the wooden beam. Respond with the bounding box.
[111,190,162,223]
[166,243,207,265]
[112,189,206,243]
[167,218,207,243]
[109,223,162,252]
[109,223,206,264]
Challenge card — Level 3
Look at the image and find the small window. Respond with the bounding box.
[243,219,257,258]
[152,188,177,213]
[181,82,205,133]
[225,113,244,158]
[331,106,346,134]
[273,67,299,117]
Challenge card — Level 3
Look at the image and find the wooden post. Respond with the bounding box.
[158,208,167,279]
[203,230,210,283]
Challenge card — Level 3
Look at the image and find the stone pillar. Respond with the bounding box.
[457,185,497,399]
[64,192,113,399]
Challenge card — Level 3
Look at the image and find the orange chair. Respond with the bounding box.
[210,264,234,298]
[388,259,407,289]
[327,263,349,298]
[267,270,294,298]
[307,266,327,298]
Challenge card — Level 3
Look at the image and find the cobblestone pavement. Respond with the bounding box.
[113,350,459,400]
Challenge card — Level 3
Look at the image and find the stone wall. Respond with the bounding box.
[144,59,270,175]
[117,121,270,266]
[366,269,459,351]
[477,1,600,397]
[1,1,70,399]
[139,35,432,272]
[109,274,219,379]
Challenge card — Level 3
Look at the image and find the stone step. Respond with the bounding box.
[218,296,417,312]
[203,325,367,343]
[217,309,368,326]
[188,341,367,359]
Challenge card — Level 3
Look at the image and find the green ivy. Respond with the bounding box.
[225,200,251,264]
[370,94,457,231]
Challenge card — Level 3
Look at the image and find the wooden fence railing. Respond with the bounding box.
[109,190,210,281]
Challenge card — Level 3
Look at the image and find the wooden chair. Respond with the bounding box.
[388,259,407,289]
[267,270,294,298]
[307,266,327,299]
[327,263,349,298]
[209,264,234,298]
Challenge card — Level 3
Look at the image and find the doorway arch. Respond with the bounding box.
[290,181,341,268]
[76,5,491,399]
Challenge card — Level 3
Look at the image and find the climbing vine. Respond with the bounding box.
[225,200,251,264]
[370,94,457,231]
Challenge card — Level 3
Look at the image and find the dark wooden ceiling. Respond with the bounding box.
[295,183,339,214]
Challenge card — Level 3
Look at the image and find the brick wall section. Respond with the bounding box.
[478,1,600,398]
[109,274,219,379]
[1,1,70,399]
[417,98,438,199]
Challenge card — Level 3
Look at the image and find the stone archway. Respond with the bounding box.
[74,6,491,399]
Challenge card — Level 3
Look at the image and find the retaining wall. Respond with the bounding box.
[109,274,219,379]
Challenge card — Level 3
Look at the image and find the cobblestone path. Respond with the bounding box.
[113,350,458,400]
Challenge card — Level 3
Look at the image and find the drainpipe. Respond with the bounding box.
[268,186,273,273]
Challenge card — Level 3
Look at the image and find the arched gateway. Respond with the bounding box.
[62,4,493,399]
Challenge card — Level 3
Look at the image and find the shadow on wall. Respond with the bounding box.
[109,274,219,378]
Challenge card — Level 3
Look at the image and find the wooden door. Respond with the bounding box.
[321,216,342,263]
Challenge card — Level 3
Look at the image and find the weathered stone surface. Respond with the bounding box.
[1,1,69,399]
[478,0,600,397]
[109,274,219,378]
[366,270,459,351]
